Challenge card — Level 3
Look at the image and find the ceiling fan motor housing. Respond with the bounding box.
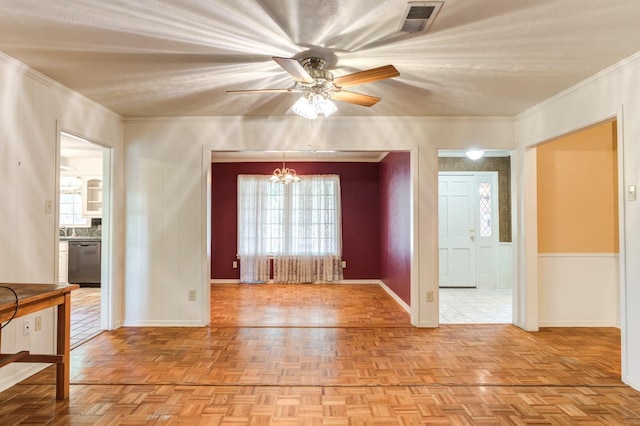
[298,57,336,98]
[301,57,334,82]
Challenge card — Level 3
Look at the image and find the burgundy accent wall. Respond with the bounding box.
[379,152,411,305]
[211,162,380,280]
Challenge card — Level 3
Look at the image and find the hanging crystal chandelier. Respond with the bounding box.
[269,153,300,184]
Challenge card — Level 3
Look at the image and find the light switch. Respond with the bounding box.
[45,199,53,214]
[629,185,637,201]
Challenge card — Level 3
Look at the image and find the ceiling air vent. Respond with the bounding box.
[399,1,444,33]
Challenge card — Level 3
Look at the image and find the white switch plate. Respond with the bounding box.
[629,185,637,201]
[45,199,53,214]
[23,320,31,336]
[188,289,196,301]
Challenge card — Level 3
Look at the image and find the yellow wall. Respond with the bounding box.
[537,121,618,253]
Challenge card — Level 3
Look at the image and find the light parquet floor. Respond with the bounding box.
[1,283,639,425]
[209,283,412,327]
[71,287,102,349]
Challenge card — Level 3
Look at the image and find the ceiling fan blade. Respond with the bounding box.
[331,90,381,107]
[334,65,400,88]
[272,57,315,83]
[226,88,294,94]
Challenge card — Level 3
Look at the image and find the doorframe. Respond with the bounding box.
[203,147,420,325]
[55,125,115,331]
[520,112,626,371]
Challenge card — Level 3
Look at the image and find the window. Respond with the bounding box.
[479,181,491,237]
[60,176,90,227]
[238,174,342,257]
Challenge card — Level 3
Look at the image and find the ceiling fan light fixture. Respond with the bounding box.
[228,56,399,117]
[292,96,318,119]
[312,94,337,117]
[292,93,337,119]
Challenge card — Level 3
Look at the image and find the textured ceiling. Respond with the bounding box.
[1,0,640,118]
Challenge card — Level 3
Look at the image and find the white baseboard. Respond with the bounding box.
[0,363,50,395]
[413,320,438,328]
[122,320,207,327]
[210,279,383,285]
[377,280,411,314]
[539,320,620,328]
[624,375,640,393]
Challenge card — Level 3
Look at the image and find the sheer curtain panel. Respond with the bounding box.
[237,174,343,283]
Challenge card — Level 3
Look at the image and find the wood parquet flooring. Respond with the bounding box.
[1,283,639,425]
[209,284,412,327]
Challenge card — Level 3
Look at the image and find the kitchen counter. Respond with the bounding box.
[60,236,101,241]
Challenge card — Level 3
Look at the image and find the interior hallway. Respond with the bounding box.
[1,283,638,424]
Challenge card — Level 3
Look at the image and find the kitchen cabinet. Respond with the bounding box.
[82,176,102,217]
[59,241,68,283]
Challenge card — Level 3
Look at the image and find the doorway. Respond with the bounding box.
[207,150,417,324]
[437,152,513,324]
[59,131,107,347]
[534,120,620,327]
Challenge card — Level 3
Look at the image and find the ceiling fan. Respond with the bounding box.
[227,57,400,118]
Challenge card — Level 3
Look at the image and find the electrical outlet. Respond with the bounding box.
[35,315,42,331]
[188,289,196,301]
[23,320,31,336]
[341,260,347,268]
[232,260,238,269]
[426,291,434,302]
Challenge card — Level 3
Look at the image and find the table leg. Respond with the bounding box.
[56,292,71,400]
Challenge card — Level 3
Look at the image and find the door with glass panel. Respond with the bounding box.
[438,172,498,287]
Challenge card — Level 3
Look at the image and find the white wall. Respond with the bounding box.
[498,243,512,289]
[123,116,515,328]
[516,51,640,389]
[538,254,619,327]
[0,52,124,392]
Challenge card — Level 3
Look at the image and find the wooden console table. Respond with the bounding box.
[0,283,79,400]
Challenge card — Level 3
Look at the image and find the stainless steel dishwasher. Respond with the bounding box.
[68,240,101,286]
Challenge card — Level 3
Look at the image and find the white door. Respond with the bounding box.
[438,174,477,287]
[439,172,499,288]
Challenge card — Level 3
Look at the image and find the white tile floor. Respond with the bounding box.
[439,287,512,324]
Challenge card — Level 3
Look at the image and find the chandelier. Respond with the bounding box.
[269,153,300,184]
[290,58,338,120]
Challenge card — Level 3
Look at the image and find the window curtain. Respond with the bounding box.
[238,174,343,283]
[237,175,272,283]
[273,175,342,283]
